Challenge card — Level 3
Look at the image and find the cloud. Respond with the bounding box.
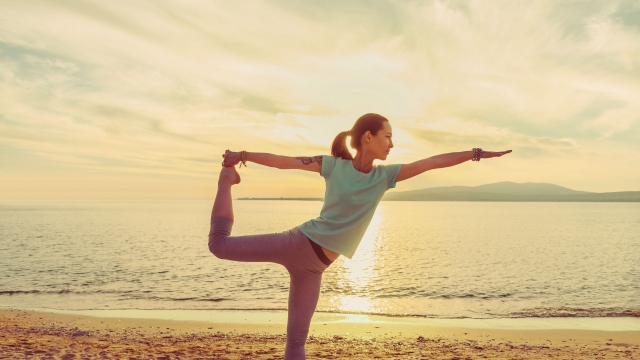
[1,0,640,197]
[403,118,581,159]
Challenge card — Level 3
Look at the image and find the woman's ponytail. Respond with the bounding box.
[330,113,389,160]
[331,131,353,160]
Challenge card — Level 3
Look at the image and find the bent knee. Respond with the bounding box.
[209,217,233,258]
[208,234,228,259]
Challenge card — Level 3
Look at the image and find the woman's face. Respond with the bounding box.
[370,121,394,160]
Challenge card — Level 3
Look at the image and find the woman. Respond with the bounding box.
[209,113,511,359]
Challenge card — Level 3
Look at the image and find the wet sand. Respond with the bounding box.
[1,309,639,359]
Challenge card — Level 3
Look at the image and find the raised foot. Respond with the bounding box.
[219,166,241,186]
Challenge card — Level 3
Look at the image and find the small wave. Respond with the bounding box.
[436,293,513,300]
[0,290,41,295]
[0,289,231,305]
[375,292,513,300]
[156,297,226,302]
[504,307,640,318]
[0,289,135,296]
[0,290,71,296]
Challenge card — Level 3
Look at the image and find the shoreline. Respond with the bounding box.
[12,307,640,332]
[2,308,639,359]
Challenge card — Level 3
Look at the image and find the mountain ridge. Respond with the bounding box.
[382,182,640,202]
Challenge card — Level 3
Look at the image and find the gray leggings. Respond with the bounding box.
[208,216,332,360]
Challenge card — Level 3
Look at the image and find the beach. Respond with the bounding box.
[1,309,639,359]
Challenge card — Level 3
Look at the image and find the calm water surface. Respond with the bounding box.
[1,200,639,318]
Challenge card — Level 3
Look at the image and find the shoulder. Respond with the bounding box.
[323,155,338,165]
[380,163,403,175]
[332,156,349,163]
[376,163,403,188]
[321,155,339,177]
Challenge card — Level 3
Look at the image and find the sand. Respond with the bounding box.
[1,309,639,359]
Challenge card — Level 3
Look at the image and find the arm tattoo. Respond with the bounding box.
[296,156,323,166]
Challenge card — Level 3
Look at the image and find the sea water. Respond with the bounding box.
[1,200,638,319]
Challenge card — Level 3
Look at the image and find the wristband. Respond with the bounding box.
[472,148,483,162]
[240,150,248,168]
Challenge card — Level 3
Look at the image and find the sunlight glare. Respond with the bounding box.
[334,207,384,313]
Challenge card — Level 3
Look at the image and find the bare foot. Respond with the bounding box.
[219,166,241,186]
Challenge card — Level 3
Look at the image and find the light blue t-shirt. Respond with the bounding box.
[298,156,403,259]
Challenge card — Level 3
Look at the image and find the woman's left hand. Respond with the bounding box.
[482,150,512,159]
[222,150,241,167]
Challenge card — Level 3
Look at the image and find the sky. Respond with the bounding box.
[1,0,639,199]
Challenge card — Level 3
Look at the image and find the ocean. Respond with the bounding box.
[1,200,638,319]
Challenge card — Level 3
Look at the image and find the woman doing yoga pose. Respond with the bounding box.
[209,113,511,360]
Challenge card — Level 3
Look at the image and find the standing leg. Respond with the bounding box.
[284,268,324,360]
[281,232,331,360]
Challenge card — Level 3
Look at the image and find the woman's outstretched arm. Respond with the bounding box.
[222,150,323,173]
[395,149,512,182]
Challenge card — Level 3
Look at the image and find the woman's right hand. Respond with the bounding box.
[222,150,241,167]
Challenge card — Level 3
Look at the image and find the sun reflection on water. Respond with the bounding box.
[330,206,385,313]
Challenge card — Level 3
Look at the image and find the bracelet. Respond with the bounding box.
[472,148,483,162]
[239,150,248,168]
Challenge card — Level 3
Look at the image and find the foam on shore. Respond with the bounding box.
[19,307,640,333]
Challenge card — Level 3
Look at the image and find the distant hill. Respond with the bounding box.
[382,182,640,202]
